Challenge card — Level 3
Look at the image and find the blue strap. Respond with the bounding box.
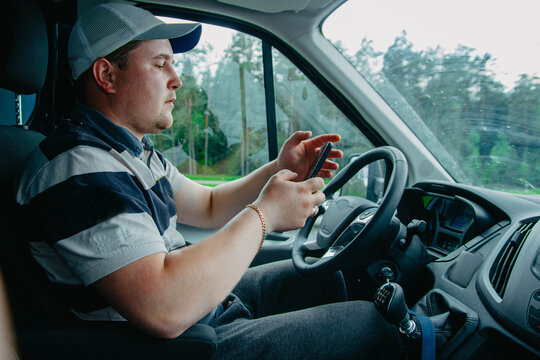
[409,311,436,360]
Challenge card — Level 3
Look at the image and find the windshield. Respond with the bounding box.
[323,0,540,194]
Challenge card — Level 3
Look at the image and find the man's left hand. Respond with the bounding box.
[276,131,343,181]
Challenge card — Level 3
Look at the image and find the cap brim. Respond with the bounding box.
[135,23,202,53]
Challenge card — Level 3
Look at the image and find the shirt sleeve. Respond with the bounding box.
[55,211,168,285]
[164,157,185,195]
[19,146,175,286]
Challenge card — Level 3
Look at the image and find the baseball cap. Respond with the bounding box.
[68,3,202,80]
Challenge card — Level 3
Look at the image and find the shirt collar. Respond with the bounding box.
[72,103,154,157]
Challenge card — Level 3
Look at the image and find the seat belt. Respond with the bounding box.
[409,310,435,360]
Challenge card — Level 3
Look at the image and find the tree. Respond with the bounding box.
[382,31,427,111]
[507,74,540,185]
[224,33,263,176]
[170,45,229,175]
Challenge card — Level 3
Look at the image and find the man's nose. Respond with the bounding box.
[170,72,182,90]
[168,64,182,90]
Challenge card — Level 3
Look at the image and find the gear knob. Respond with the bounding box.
[374,282,416,336]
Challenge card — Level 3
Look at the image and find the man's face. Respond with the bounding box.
[112,39,181,139]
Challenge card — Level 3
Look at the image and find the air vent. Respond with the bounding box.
[490,221,536,298]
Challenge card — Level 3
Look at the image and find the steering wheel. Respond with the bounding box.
[293,146,408,276]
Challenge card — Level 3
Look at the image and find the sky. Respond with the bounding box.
[164,0,540,89]
[159,16,234,76]
[323,0,540,89]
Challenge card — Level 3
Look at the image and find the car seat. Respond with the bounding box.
[0,0,217,358]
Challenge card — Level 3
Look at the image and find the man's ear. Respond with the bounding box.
[91,58,116,94]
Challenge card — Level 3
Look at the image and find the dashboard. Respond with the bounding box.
[395,181,540,358]
[398,184,505,255]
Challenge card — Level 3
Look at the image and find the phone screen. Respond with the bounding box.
[304,142,333,180]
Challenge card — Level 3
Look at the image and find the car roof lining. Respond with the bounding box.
[216,0,333,14]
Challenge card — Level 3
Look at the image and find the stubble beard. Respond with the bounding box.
[152,111,174,133]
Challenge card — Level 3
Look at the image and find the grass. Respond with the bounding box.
[185,173,331,188]
[186,174,539,195]
[185,174,241,187]
[502,189,540,195]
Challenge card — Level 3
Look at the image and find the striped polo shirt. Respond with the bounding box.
[16,103,188,320]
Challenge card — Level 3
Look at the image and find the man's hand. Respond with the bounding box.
[253,169,326,233]
[276,131,343,180]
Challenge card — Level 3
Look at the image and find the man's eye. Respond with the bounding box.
[156,64,164,69]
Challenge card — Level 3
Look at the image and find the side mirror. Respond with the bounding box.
[340,155,386,203]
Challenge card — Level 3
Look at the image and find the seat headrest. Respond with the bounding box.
[0,0,49,94]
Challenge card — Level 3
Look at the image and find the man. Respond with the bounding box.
[17,3,400,359]
[0,271,17,360]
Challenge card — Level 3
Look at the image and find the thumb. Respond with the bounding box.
[275,169,299,182]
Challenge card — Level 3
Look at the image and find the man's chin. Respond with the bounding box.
[154,117,173,133]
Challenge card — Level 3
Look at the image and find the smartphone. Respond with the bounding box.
[304,142,333,180]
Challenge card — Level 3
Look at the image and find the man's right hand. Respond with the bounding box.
[253,169,325,234]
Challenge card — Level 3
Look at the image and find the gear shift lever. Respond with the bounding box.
[374,281,416,336]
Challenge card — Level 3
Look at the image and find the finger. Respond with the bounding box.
[327,149,343,160]
[313,190,326,205]
[305,176,325,191]
[313,160,339,178]
[275,169,299,181]
[322,159,339,171]
[316,169,334,178]
[306,134,341,148]
[288,131,312,146]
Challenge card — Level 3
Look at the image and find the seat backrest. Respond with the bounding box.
[0,126,74,327]
[0,0,70,327]
[0,126,45,184]
[0,0,49,94]
[0,1,217,358]
[0,0,48,95]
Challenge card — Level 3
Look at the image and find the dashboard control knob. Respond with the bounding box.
[401,219,427,249]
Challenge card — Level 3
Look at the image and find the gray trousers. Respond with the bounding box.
[211,260,401,359]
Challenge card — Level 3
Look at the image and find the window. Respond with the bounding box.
[149,26,267,184]
[150,20,374,185]
[272,50,373,170]
[323,0,540,193]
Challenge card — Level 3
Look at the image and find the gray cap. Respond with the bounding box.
[68,3,202,80]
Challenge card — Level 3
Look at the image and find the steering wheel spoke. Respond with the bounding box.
[322,245,344,259]
[302,238,323,251]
